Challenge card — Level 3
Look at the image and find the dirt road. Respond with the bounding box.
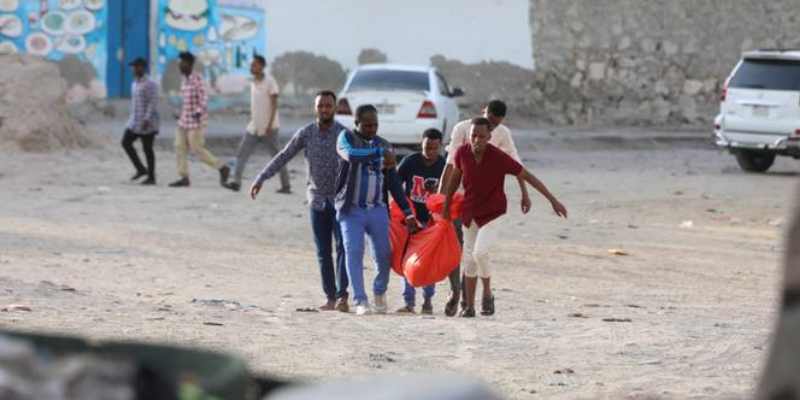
[0,137,794,399]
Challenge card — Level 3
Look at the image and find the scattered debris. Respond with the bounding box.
[602,318,632,323]
[554,368,575,375]
[568,313,589,318]
[608,249,629,256]
[627,224,639,229]
[369,352,397,363]
[680,220,694,229]
[557,235,569,240]
[203,322,224,326]
[1,305,32,312]
[295,307,319,313]
[625,304,644,309]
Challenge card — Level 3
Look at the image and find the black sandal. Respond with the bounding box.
[481,295,495,316]
[445,292,459,317]
[459,307,476,318]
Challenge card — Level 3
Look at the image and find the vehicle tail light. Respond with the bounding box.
[795,129,800,136]
[720,79,729,102]
[337,98,352,115]
[417,100,437,119]
[715,123,720,130]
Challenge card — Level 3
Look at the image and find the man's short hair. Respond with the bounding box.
[355,104,378,121]
[179,51,195,64]
[253,55,266,66]
[471,117,491,128]
[422,128,443,141]
[486,100,507,118]
[316,90,337,103]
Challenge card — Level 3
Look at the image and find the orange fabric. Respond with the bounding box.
[425,193,464,220]
[403,217,461,287]
[389,199,414,276]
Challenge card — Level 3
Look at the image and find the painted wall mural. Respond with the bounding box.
[157,0,266,104]
[0,0,108,102]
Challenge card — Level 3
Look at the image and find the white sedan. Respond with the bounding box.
[335,64,463,152]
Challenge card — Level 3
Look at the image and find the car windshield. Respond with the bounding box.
[730,58,800,91]
[347,70,430,92]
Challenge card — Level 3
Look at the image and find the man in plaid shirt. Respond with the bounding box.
[168,51,230,188]
[122,57,159,185]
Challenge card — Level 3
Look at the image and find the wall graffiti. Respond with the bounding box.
[0,0,108,102]
[157,0,266,106]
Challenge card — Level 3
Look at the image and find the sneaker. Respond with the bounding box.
[396,305,415,314]
[355,302,372,316]
[168,177,190,187]
[141,178,156,186]
[374,294,387,314]
[335,297,349,313]
[224,182,241,192]
[481,295,495,316]
[421,299,433,315]
[131,171,148,181]
[219,165,230,187]
[276,186,292,194]
[459,307,476,318]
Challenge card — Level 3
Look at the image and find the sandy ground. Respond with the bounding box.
[0,135,795,399]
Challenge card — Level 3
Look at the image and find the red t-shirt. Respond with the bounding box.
[455,143,523,228]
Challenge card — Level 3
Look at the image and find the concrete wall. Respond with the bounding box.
[529,0,800,126]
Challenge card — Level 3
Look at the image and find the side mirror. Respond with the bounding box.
[450,87,464,97]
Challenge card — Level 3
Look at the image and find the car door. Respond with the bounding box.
[434,71,459,134]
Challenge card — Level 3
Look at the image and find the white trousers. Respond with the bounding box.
[462,216,503,279]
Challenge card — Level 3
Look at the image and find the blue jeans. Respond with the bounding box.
[310,200,348,301]
[402,279,435,307]
[338,205,392,304]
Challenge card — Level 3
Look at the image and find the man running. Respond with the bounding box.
[438,100,531,316]
[168,51,230,188]
[122,57,159,185]
[335,104,420,316]
[226,55,290,193]
[250,91,349,311]
[395,128,446,315]
[441,117,567,318]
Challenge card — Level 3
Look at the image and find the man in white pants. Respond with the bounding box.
[441,117,568,317]
[438,100,531,316]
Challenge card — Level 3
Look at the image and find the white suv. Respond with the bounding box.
[715,50,800,172]
[335,64,463,152]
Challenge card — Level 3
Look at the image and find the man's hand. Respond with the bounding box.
[442,206,451,221]
[551,200,568,218]
[521,195,532,214]
[193,112,202,122]
[405,215,421,234]
[383,151,397,170]
[250,182,262,200]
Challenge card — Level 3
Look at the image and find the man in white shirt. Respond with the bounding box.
[225,55,291,193]
[438,100,531,316]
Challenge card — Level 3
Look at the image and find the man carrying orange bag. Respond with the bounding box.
[394,129,447,314]
[441,118,568,318]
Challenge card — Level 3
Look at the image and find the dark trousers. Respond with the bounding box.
[122,129,156,179]
[448,219,464,294]
[310,200,349,300]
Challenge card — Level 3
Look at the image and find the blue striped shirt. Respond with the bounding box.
[335,130,411,215]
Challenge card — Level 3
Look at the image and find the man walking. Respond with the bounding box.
[335,105,420,316]
[168,51,230,188]
[442,118,567,318]
[395,128,446,315]
[438,99,531,316]
[226,55,290,193]
[122,57,159,185]
[250,91,349,311]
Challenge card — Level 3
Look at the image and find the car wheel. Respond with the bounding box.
[735,150,776,173]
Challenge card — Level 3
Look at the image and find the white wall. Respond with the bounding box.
[261,0,532,69]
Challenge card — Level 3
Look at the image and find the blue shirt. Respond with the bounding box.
[126,76,159,134]
[334,129,412,216]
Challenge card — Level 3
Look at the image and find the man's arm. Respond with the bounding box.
[194,77,208,120]
[250,128,306,198]
[336,131,382,163]
[497,128,531,213]
[441,166,463,221]
[385,167,413,216]
[517,169,567,218]
[266,93,278,131]
[143,82,158,131]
